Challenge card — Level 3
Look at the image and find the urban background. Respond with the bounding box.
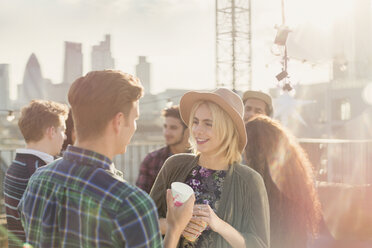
[1,0,372,247]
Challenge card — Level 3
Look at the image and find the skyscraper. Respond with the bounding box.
[136,56,151,94]
[91,34,115,71]
[63,41,83,85]
[0,64,10,109]
[333,0,372,83]
[18,54,45,106]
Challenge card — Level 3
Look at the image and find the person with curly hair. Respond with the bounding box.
[244,115,321,248]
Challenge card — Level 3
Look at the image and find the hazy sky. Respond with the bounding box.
[1,0,341,99]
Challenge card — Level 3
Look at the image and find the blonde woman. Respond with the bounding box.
[150,88,270,248]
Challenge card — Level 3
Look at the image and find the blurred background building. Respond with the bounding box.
[63,41,83,85]
[91,34,115,71]
[136,56,151,95]
[0,64,10,110]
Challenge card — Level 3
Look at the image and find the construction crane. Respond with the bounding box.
[215,0,252,91]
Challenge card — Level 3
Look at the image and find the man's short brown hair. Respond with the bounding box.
[18,100,69,143]
[161,105,187,129]
[68,70,144,141]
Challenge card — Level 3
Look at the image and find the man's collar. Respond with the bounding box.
[63,145,114,172]
[16,148,54,164]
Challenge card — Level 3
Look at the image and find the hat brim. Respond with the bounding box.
[180,91,247,153]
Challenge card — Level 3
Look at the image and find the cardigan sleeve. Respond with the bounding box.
[241,171,270,248]
[149,154,196,218]
[149,158,170,218]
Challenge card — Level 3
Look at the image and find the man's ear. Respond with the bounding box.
[45,126,55,139]
[112,112,125,134]
[71,129,76,144]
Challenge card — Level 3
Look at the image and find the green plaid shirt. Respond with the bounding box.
[18,146,162,248]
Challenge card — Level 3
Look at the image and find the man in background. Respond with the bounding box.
[136,105,190,193]
[242,90,273,123]
[4,99,68,248]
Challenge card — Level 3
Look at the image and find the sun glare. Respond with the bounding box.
[286,0,352,31]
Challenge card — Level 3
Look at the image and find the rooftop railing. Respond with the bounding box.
[1,139,372,185]
[299,139,372,185]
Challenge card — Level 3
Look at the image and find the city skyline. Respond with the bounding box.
[1,0,217,100]
[0,0,361,100]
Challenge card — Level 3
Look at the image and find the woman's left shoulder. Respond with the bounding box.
[232,163,265,186]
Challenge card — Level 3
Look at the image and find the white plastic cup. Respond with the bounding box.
[171,182,194,207]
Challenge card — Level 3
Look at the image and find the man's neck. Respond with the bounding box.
[75,138,115,160]
[26,142,54,156]
[169,143,189,155]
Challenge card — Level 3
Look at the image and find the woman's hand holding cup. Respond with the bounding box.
[182,215,208,242]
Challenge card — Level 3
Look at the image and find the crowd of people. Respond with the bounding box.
[3,69,322,248]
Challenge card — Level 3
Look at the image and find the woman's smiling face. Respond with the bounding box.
[191,103,220,156]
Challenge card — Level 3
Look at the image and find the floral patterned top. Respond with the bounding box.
[179,165,227,248]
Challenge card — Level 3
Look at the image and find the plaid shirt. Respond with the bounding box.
[18,146,162,248]
[136,146,172,194]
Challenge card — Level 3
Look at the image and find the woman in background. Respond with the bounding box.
[244,115,321,248]
[61,109,75,152]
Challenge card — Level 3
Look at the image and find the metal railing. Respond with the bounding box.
[299,139,372,185]
[112,142,163,184]
[0,143,164,186]
[2,139,371,186]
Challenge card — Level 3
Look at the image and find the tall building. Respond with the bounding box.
[269,82,371,140]
[136,56,151,94]
[45,82,69,104]
[332,0,372,84]
[63,41,83,85]
[0,64,10,110]
[91,34,115,71]
[18,54,45,106]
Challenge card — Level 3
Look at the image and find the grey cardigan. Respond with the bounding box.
[149,154,270,248]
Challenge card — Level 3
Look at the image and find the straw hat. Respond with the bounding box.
[242,90,273,117]
[179,88,247,153]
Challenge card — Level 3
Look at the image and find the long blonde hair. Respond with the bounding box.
[188,101,242,165]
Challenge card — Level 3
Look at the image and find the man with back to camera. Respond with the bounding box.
[136,105,190,194]
[242,90,274,123]
[17,70,194,248]
[4,99,68,248]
